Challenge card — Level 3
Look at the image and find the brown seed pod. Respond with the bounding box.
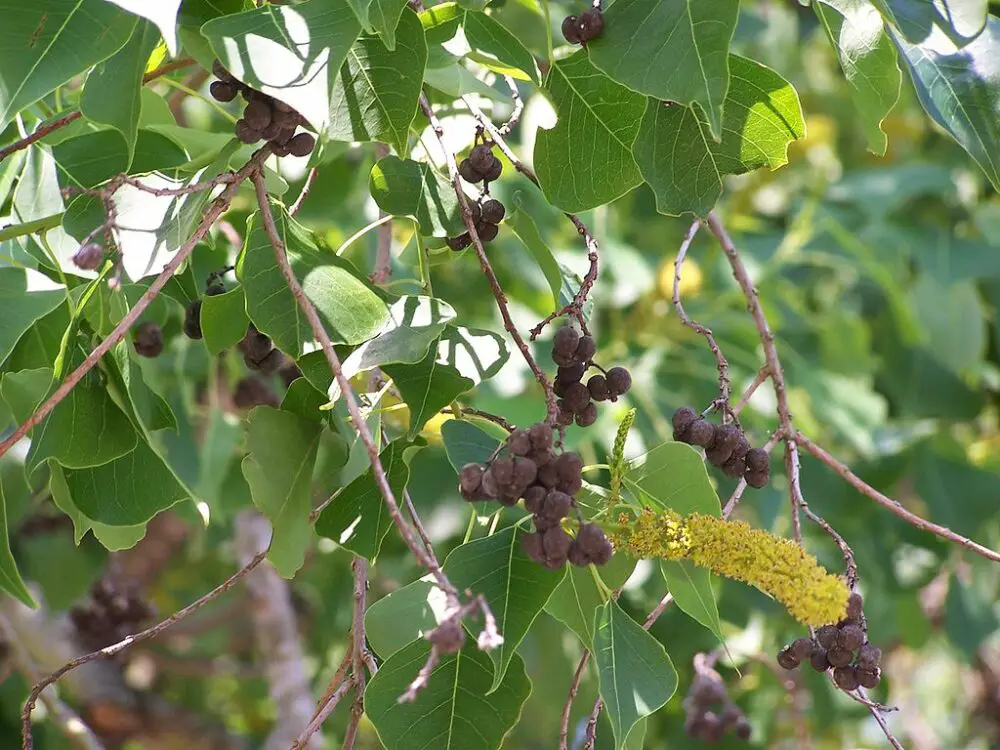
[833,665,860,691]
[288,132,316,157]
[458,159,483,183]
[72,243,104,271]
[838,623,865,651]
[244,99,272,130]
[827,646,853,668]
[790,637,815,660]
[561,15,582,43]
[776,648,799,670]
[857,643,882,670]
[132,322,163,358]
[809,648,831,672]
[816,624,839,650]
[481,198,505,224]
[857,666,881,689]
[575,402,598,427]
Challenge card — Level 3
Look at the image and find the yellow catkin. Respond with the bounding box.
[611,510,849,627]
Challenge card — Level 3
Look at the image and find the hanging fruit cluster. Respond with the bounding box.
[777,593,882,690]
[672,407,770,488]
[561,7,605,44]
[447,197,507,251]
[684,677,752,743]
[459,422,612,569]
[69,578,155,652]
[209,61,315,157]
[551,325,631,428]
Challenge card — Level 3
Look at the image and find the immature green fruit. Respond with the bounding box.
[288,132,316,157]
[133,322,163,358]
[481,198,505,224]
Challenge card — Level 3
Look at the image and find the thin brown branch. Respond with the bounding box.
[497,76,524,136]
[292,678,354,750]
[559,651,590,750]
[0,612,103,750]
[250,172,460,600]
[796,432,1000,564]
[420,94,558,422]
[706,213,802,543]
[0,58,195,164]
[404,490,439,564]
[342,558,369,750]
[458,95,600,339]
[0,148,270,463]
[732,365,771,416]
[22,551,268,750]
[289,167,319,217]
[442,406,515,432]
[672,220,731,408]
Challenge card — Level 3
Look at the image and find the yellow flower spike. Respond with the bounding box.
[610,510,849,627]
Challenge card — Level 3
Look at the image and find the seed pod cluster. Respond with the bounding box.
[72,242,104,271]
[69,578,155,652]
[458,142,503,186]
[551,326,631,428]
[233,376,280,409]
[458,422,612,570]
[210,60,315,157]
[561,8,605,44]
[672,406,770,488]
[683,674,752,743]
[777,593,882,691]
[132,321,164,358]
[446,197,507,251]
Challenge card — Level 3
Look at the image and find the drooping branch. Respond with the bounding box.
[419,94,558,421]
[0,147,271,463]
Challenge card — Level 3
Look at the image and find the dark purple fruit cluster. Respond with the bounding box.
[561,8,604,44]
[777,593,882,690]
[458,422,612,570]
[72,242,104,271]
[672,407,770,488]
[183,281,226,341]
[447,197,506,251]
[551,326,631,428]
[458,143,503,186]
[210,61,315,157]
[69,578,155,651]
[684,676,752,743]
[132,321,163,358]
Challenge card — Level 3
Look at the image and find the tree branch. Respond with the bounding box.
[342,558,369,750]
[0,148,271,463]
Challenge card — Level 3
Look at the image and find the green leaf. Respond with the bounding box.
[103,0,182,55]
[331,295,457,402]
[201,287,250,356]
[61,439,188,525]
[242,406,323,577]
[51,130,129,189]
[365,577,447,658]
[888,16,1000,190]
[441,419,503,471]
[534,52,645,213]
[202,0,363,134]
[0,478,35,607]
[370,156,465,237]
[545,554,635,646]
[108,341,177,432]
[80,20,161,163]
[506,192,582,310]
[419,2,462,43]
[463,10,539,83]
[587,0,739,139]
[660,560,723,641]
[909,275,986,374]
[383,345,472,438]
[49,462,146,550]
[366,639,530,750]
[624,441,721,516]
[592,600,678,749]
[238,205,390,357]
[4,304,71,372]
[25,377,139,475]
[0,268,66,367]
[326,8,426,153]
[815,0,902,156]
[944,573,999,662]
[448,526,565,691]
[632,55,805,217]
[315,440,413,560]
[874,0,987,47]
[0,1,137,129]
[369,0,410,50]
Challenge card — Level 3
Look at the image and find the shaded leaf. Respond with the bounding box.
[593,600,678,749]
[624,441,721,516]
[874,0,987,47]
[102,0,183,55]
[315,440,413,560]
[0,1,136,129]
[370,0,410,50]
[441,418,504,471]
[201,287,250,356]
[369,155,465,237]
[534,52,645,213]
[587,0,739,139]
[888,16,1000,190]
[0,478,35,607]
[242,406,323,577]
[52,130,129,189]
[327,8,426,153]
[660,560,723,641]
[366,639,530,750]
[238,205,390,357]
[365,577,448,658]
[463,10,539,82]
[545,554,635,646]
[80,19,161,163]
[816,0,902,155]
[202,0,363,134]
[49,462,146,550]
[0,268,66,367]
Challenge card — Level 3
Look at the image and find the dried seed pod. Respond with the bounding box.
[587,374,610,401]
[132,322,163,358]
[244,99,272,130]
[288,132,316,157]
[476,221,499,242]
[235,119,261,144]
[446,233,472,252]
[857,667,881,689]
[745,447,769,473]
[827,646,853,668]
[481,198,505,224]
[605,366,632,397]
[776,648,799,670]
[672,406,698,435]
[846,592,864,620]
[574,335,596,364]
[458,159,483,183]
[838,624,865,651]
[809,648,831,672]
[575,402,598,427]
[687,419,716,447]
[833,665,860,691]
[791,637,815,660]
[481,156,502,182]
[816,624,839,650]
[468,144,495,172]
[72,243,104,271]
[857,643,882,670]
